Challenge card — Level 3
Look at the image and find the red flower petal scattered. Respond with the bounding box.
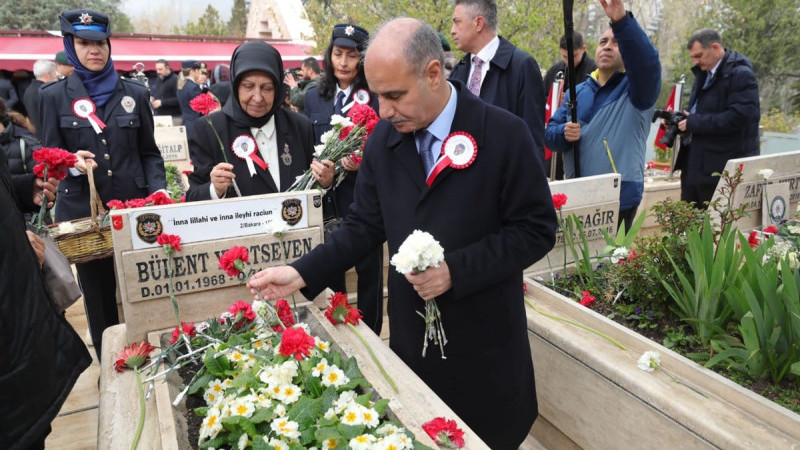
[422,417,465,448]
[227,300,255,329]
[189,93,220,115]
[272,299,296,332]
[219,246,249,277]
[579,291,597,307]
[114,341,155,372]
[170,321,196,344]
[552,193,568,210]
[156,233,182,252]
[279,326,315,361]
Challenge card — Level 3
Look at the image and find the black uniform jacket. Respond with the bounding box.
[38,74,166,221]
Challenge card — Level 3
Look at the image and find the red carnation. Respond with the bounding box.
[422,417,465,448]
[146,191,175,206]
[350,150,363,165]
[156,233,182,252]
[339,124,355,140]
[552,193,568,210]
[272,299,296,332]
[347,103,379,129]
[579,291,596,307]
[125,198,148,208]
[107,199,126,210]
[227,300,255,329]
[170,322,196,344]
[764,225,779,235]
[279,326,315,361]
[325,292,362,325]
[219,246,249,277]
[32,147,77,180]
[189,93,220,115]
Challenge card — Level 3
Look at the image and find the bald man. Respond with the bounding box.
[248,18,556,449]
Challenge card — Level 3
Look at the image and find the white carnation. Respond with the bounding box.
[320,129,336,145]
[265,219,290,236]
[758,168,774,180]
[390,230,445,275]
[329,115,353,127]
[637,350,661,372]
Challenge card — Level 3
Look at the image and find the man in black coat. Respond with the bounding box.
[675,28,760,208]
[448,0,547,166]
[0,150,92,449]
[23,60,59,138]
[249,18,557,449]
[150,59,181,119]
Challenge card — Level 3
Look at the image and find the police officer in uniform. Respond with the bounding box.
[38,9,166,358]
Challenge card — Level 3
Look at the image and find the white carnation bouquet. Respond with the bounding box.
[390,230,448,358]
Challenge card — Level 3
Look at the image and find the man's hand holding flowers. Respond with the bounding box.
[405,261,452,301]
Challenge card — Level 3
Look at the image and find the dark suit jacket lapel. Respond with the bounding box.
[386,127,426,195]
[275,112,294,191]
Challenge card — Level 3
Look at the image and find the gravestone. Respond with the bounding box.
[526,173,620,276]
[153,115,174,127]
[154,126,189,162]
[710,150,800,231]
[111,191,325,341]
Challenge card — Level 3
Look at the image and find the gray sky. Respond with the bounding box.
[121,0,234,25]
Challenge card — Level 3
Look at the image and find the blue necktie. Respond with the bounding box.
[334,91,345,115]
[417,129,437,175]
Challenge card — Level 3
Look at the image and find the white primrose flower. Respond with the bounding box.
[265,219,290,236]
[227,349,246,365]
[787,224,800,235]
[340,404,364,426]
[237,433,249,450]
[321,439,340,449]
[311,358,329,377]
[376,433,411,450]
[376,423,404,436]
[637,350,661,372]
[264,437,290,450]
[198,406,223,444]
[323,407,337,420]
[273,383,301,404]
[254,391,272,409]
[359,404,380,428]
[314,336,330,353]
[230,397,255,418]
[391,229,445,275]
[758,168,774,180]
[274,403,287,417]
[203,388,223,406]
[349,434,376,450]
[270,417,301,440]
[321,365,349,388]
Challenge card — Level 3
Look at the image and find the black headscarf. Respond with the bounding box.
[222,41,284,128]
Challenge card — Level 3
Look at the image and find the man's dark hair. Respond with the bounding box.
[302,57,321,74]
[156,59,169,67]
[454,0,498,31]
[559,31,584,50]
[687,28,722,49]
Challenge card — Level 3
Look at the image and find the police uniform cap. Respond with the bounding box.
[59,10,111,41]
[331,24,368,51]
[182,60,202,70]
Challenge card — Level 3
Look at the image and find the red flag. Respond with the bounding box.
[654,85,676,150]
[544,83,560,160]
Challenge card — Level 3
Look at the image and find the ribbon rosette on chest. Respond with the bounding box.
[342,89,370,114]
[72,97,107,134]
[231,135,268,177]
[426,131,478,187]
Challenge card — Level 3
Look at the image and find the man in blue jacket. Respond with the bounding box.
[545,0,661,230]
[448,0,546,165]
[675,28,760,208]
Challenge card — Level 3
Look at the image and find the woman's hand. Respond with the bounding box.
[311,158,335,189]
[74,150,98,174]
[341,155,361,172]
[210,162,235,197]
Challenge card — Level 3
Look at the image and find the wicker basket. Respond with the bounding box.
[50,166,114,264]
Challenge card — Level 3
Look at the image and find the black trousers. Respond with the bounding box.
[75,257,119,360]
[618,206,639,232]
[328,246,384,335]
[681,176,717,210]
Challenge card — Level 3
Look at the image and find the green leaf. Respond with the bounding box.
[250,407,275,424]
[791,361,800,376]
[337,423,366,440]
[231,371,260,391]
[321,385,338,414]
[252,436,270,450]
[315,426,342,442]
[188,372,215,395]
[413,439,438,450]
[373,398,390,416]
[194,406,209,416]
[204,352,231,376]
[288,396,322,429]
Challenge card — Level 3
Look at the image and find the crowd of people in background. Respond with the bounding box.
[1,0,761,447]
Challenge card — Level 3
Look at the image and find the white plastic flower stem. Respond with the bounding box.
[346,322,399,392]
[163,247,180,327]
[658,365,707,398]
[276,233,300,323]
[524,296,627,350]
[545,254,556,288]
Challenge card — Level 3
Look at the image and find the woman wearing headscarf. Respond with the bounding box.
[303,24,384,335]
[38,9,166,358]
[186,41,323,201]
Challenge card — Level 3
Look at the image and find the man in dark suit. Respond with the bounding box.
[22,60,59,138]
[448,0,547,165]
[249,18,557,449]
[38,9,166,358]
[675,28,760,208]
[150,59,181,119]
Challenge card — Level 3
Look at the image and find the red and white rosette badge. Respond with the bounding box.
[426,131,477,187]
[342,89,370,114]
[231,135,267,176]
[72,98,106,134]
